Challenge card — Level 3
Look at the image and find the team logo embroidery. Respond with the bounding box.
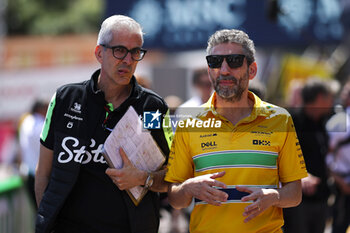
[71,102,82,113]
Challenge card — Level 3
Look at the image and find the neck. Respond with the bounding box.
[215,91,253,125]
[97,75,132,109]
[201,94,211,104]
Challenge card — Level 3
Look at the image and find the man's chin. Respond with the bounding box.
[115,76,132,85]
[217,92,242,102]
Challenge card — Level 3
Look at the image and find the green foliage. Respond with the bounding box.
[6,0,104,35]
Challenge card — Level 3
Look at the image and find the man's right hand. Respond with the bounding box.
[182,171,228,206]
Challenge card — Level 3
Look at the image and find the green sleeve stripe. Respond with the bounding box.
[41,92,56,142]
[163,109,174,149]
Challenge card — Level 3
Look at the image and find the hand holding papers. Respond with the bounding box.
[103,106,166,205]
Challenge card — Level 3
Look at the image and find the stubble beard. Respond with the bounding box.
[213,72,249,102]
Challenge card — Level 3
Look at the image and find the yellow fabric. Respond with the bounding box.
[165,92,307,233]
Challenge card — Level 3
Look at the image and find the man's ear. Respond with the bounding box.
[95,45,103,64]
[248,62,257,80]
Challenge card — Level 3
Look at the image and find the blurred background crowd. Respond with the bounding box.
[0,0,350,232]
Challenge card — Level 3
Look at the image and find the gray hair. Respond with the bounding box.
[206,29,255,65]
[97,15,144,45]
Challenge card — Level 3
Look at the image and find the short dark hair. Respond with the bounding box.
[301,79,330,104]
[31,99,48,114]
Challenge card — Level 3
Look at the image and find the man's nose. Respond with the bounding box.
[220,59,231,75]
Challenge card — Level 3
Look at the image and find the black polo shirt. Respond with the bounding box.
[40,69,171,233]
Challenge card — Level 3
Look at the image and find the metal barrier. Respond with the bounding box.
[0,170,35,233]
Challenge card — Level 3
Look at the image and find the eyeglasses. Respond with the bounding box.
[101,44,147,61]
[206,54,246,69]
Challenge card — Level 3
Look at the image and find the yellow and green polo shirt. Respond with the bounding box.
[165,92,307,233]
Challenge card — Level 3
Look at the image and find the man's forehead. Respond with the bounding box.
[110,28,143,46]
[210,42,243,54]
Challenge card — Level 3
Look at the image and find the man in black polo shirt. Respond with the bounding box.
[35,15,172,233]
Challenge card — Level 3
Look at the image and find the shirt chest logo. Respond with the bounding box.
[63,102,84,127]
[58,136,106,165]
[71,102,82,113]
[201,141,218,150]
[252,139,271,146]
[201,141,217,148]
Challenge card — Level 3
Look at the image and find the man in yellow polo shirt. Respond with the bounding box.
[165,29,308,233]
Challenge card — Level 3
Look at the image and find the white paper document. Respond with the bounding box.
[102,106,165,205]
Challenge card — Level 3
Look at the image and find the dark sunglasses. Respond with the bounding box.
[206,54,246,69]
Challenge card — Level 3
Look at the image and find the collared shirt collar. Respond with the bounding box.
[201,91,272,123]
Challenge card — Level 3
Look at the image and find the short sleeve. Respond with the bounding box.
[40,92,56,150]
[278,115,308,183]
[165,126,194,183]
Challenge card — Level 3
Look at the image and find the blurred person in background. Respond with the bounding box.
[164,95,183,117]
[286,79,304,108]
[178,68,213,108]
[165,29,307,233]
[18,99,48,208]
[136,75,152,89]
[284,78,334,233]
[326,79,350,233]
[35,15,171,233]
[175,68,213,124]
[248,79,266,100]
